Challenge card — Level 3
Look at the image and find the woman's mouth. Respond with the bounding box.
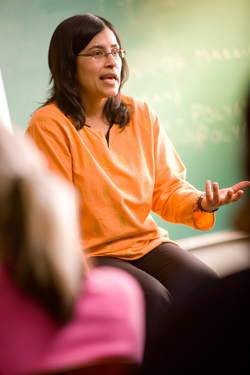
[100,73,119,83]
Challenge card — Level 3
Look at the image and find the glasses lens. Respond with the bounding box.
[91,50,126,60]
[92,51,105,59]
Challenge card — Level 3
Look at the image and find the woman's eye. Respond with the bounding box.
[112,49,119,55]
[92,51,103,57]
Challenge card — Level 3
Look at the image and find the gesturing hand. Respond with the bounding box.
[201,180,250,212]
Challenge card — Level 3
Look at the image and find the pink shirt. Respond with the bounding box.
[0,265,145,375]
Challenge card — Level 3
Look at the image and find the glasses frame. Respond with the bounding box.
[77,49,127,60]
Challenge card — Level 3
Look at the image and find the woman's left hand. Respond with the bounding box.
[201,180,250,212]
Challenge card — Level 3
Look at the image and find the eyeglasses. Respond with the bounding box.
[77,49,127,61]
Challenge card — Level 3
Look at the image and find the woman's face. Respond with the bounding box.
[75,27,122,105]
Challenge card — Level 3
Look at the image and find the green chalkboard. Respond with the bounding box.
[1,0,250,240]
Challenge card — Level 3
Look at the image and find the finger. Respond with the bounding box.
[205,180,213,204]
[212,182,220,205]
[231,190,244,203]
[231,181,250,192]
[223,188,234,205]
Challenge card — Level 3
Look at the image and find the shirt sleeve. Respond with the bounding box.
[149,106,215,231]
[25,115,73,184]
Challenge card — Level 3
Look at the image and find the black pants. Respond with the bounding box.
[93,242,219,359]
[140,268,250,374]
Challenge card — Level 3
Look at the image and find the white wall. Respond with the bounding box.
[0,68,12,132]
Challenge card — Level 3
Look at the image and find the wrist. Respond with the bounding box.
[198,193,218,213]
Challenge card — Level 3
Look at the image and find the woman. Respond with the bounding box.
[25,14,250,355]
[0,127,144,375]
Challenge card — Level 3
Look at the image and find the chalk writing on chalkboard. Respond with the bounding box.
[195,45,250,64]
[152,90,181,107]
[191,101,246,124]
[189,100,246,147]
[160,56,186,74]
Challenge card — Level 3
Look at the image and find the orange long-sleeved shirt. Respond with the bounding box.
[25,95,215,260]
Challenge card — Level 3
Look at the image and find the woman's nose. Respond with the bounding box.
[105,52,119,67]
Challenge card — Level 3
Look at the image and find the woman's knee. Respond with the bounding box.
[143,278,173,339]
[168,252,219,302]
[141,243,219,302]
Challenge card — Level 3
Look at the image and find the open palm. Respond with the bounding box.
[201,180,250,212]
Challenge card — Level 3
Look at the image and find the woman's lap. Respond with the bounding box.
[92,242,219,343]
[94,242,218,302]
[129,242,219,303]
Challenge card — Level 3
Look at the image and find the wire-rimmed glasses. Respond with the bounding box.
[77,49,127,61]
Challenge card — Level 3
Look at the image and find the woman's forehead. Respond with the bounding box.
[85,28,119,50]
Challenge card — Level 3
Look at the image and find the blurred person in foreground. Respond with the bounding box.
[0,126,145,375]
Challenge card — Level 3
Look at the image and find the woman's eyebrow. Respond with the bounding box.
[87,44,119,51]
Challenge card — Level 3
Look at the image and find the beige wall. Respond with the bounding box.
[178,230,250,277]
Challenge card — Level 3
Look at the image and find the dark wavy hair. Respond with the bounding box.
[43,14,131,130]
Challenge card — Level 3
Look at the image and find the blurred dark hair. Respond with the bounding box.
[43,14,131,130]
[0,128,82,325]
